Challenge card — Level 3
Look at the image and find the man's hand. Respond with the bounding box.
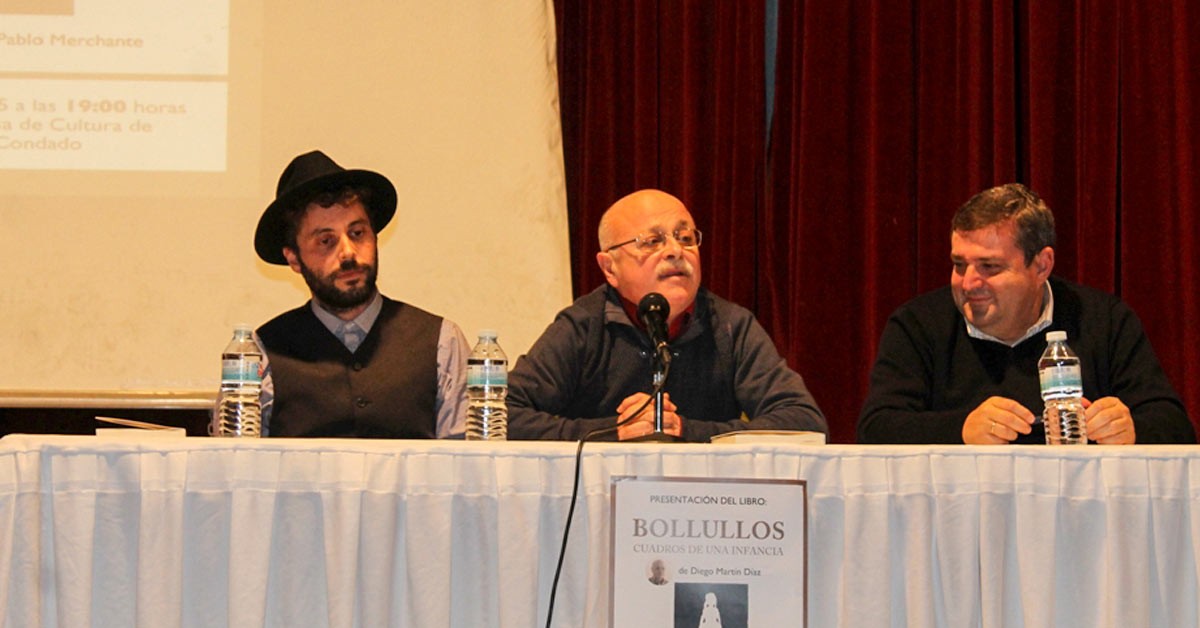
[962,396,1036,444]
[616,392,683,440]
[1083,397,1136,444]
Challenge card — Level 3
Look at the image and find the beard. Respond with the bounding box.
[298,256,378,312]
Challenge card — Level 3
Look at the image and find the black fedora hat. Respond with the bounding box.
[254,150,398,265]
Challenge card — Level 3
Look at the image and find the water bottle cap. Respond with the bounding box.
[1045,330,1067,343]
[478,329,498,339]
[234,323,254,332]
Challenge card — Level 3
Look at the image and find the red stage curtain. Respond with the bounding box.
[556,0,1199,443]
[555,0,766,308]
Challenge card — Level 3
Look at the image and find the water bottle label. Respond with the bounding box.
[222,358,262,384]
[467,363,507,387]
[1039,365,1081,397]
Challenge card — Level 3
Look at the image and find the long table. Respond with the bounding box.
[1,435,1198,627]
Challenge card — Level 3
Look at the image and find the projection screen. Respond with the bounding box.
[0,0,572,400]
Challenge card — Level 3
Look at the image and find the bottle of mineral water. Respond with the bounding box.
[1038,330,1086,445]
[466,330,507,440]
[213,324,263,437]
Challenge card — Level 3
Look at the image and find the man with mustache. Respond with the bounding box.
[251,150,468,438]
[507,189,826,441]
[858,183,1193,444]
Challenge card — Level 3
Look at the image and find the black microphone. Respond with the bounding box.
[637,292,672,366]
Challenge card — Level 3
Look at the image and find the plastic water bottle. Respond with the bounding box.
[213,324,263,437]
[1038,330,1086,445]
[466,330,507,440]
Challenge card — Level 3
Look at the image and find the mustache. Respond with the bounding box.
[656,259,694,278]
[338,259,370,272]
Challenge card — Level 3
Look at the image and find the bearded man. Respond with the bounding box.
[252,150,467,438]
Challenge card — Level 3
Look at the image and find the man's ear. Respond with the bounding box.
[596,251,619,288]
[283,247,302,274]
[1033,246,1055,280]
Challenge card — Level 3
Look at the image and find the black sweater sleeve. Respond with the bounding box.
[1101,301,1194,443]
[857,309,968,444]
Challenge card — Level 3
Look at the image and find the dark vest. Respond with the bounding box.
[257,297,442,438]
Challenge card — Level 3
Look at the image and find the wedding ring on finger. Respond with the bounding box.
[990,420,997,434]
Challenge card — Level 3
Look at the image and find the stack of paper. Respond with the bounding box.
[709,430,826,444]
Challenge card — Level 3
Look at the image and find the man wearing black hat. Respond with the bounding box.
[253,150,468,438]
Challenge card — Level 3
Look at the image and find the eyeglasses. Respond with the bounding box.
[604,228,703,254]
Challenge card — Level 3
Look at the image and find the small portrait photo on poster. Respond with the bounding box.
[647,558,671,586]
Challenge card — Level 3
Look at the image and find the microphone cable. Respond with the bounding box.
[543,359,671,628]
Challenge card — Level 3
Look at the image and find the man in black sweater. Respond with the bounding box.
[507,189,826,442]
[858,183,1193,444]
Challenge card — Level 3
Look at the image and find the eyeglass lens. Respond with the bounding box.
[636,228,701,251]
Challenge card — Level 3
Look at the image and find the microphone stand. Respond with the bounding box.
[630,345,682,443]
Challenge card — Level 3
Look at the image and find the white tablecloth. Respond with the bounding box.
[1,435,1198,627]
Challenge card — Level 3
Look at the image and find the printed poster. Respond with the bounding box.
[610,477,807,628]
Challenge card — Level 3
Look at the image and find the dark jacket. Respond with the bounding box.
[507,285,826,441]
